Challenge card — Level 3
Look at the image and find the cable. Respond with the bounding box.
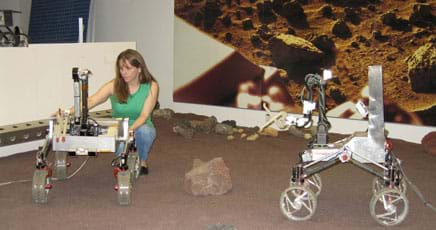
[299,73,331,130]
[0,156,90,187]
[0,179,31,187]
[52,156,90,181]
[396,156,436,213]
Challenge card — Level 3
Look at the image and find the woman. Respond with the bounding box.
[84,49,158,175]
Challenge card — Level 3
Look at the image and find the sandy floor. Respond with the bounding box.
[0,115,435,230]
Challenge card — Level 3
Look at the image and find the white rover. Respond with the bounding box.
[32,68,140,205]
[261,66,408,226]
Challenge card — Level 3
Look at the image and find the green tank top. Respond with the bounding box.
[110,83,154,127]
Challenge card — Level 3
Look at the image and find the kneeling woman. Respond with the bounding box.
[86,49,158,175]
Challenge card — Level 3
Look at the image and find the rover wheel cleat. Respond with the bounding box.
[127,152,140,182]
[32,169,52,203]
[117,171,132,206]
[54,151,68,180]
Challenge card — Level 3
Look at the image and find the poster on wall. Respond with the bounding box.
[174,0,435,127]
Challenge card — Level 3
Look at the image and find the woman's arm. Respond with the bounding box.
[88,80,114,110]
[129,81,159,131]
[69,80,114,114]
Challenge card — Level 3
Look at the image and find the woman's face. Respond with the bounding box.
[119,59,140,84]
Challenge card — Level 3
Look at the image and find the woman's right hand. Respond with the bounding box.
[51,108,71,118]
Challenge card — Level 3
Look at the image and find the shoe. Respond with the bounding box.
[140,166,149,175]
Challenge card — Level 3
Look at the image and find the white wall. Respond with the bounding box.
[0,42,135,125]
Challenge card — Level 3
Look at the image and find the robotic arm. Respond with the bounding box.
[260,71,333,145]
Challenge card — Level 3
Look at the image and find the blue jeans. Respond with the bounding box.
[116,124,156,161]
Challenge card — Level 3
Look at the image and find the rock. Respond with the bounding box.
[256,0,274,17]
[203,0,222,29]
[344,7,360,24]
[367,4,376,12]
[246,133,260,141]
[221,120,237,128]
[257,24,273,40]
[329,86,347,103]
[152,108,174,120]
[222,14,232,27]
[190,116,217,133]
[350,41,359,48]
[311,34,336,54]
[288,126,305,138]
[242,18,254,30]
[215,123,234,135]
[409,3,434,27]
[332,19,351,39]
[269,33,324,68]
[235,10,242,20]
[381,11,411,31]
[227,135,235,140]
[421,131,436,156]
[303,133,312,140]
[372,30,382,40]
[184,157,232,196]
[207,223,237,230]
[251,34,262,47]
[381,11,397,26]
[193,158,205,168]
[225,32,232,41]
[272,0,285,12]
[406,43,436,93]
[173,126,194,139]
[318,4,334,18]
[280,1,305,20]
[259,127,279,137]
[288,125,316,139]
[175,119,191,129]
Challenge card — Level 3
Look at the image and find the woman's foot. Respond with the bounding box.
[140,166,148,175]
[140,161,148,175]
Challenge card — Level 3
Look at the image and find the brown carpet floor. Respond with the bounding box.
[1,114,435,230]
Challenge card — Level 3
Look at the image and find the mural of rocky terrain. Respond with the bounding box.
[175,0,436,126]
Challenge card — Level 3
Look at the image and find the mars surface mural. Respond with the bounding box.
[174,0,435,127]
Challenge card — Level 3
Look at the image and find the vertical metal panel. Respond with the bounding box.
[368,65,386,151]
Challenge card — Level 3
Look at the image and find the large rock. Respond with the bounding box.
[331,19,351,38]
[184,157,232,196]
[190,116,217,133]
[153,108,175,120]
[421,131,436,156]
[406,43,436,93]
[269,33,324,67]
[409,3,434,27]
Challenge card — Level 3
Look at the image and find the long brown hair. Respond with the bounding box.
[114,49,156,103]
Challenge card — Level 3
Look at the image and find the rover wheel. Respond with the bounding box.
[369,188,408,226]
[372,177,407,195]
[280,185,317,221]
[55,151,68,180]
[127,152,140,182]
[32,169,51,203]
[117,171,132,206]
